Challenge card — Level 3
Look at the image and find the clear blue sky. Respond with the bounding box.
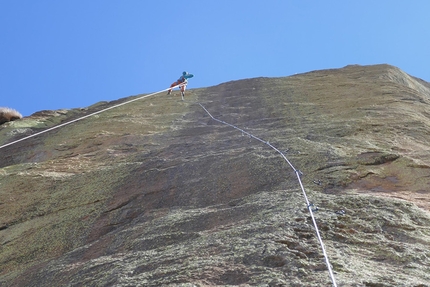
[1,1,429,116]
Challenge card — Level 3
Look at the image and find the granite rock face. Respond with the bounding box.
[1,64,430,286]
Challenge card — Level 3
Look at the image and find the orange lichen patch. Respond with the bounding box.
[349,159,430,211]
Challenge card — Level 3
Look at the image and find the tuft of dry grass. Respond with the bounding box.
[0,107,22,125]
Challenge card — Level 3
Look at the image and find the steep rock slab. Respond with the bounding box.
[1,64,430,286]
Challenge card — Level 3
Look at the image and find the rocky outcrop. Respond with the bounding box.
[1,64,430,286]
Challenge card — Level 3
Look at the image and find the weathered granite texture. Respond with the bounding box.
[1,64,429,286]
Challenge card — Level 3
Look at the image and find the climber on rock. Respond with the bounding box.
[167,71,194,100]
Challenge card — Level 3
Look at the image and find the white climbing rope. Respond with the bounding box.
[197,102,338,287]
[1,83,337,286]
[0,83,186,150]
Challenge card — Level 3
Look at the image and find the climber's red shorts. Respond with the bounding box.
[169,80,186,92]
